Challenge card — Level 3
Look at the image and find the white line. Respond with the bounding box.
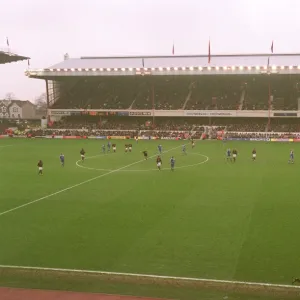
[0,264,299,290]
[0,145,182,217]
[0,145,12,148]
[76,153,209,172]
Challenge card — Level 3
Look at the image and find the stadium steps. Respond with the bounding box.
[129,98,137,109]
[182,82,195,109]
[238,89,246,110]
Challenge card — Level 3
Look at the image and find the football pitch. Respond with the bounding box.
[0,138,300,299]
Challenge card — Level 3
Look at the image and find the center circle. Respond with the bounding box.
[76,153,209,172]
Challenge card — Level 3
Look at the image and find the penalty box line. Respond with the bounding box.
[0,264,299,291]
[0,145,182,218]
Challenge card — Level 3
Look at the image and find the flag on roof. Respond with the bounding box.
[208,40,211,64]
[271,41,274,53]
[6,37,9,47]
[142,58,144,68]
[172,43,175,55]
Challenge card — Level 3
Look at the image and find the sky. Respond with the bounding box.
[1,0,300,101]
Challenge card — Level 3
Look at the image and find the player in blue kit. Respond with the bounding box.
[170,156,175,171]
[226,148,231,161]
[289,150,294,164]
[102,144,106,153]
[158,144,162,154]
[59,153,65,167]
[182,144,187,155]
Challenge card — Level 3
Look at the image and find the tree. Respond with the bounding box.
[4,92,16,101]
[34,93,47,110]
[34,93,47,118]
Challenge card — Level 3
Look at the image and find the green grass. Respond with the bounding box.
[0,138,300,299]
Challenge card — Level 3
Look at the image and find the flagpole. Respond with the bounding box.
[208,38,211,64]
[152,84,155,129]
[6,37,10,53]
[268,79,271,131]
[267,40,273,132]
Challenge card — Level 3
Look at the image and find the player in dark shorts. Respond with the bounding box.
[128,143,132,152]
[143,150,148,160]
[252,148,256,161]
[232,149,238,162]
[125,144,128,153]
[112,143,116,153]
[170,156,175,171]
[37,160,43,175]
[156,156,162,171]
[80,148,85,162]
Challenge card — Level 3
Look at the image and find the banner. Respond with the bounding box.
[62,136,88,139]
[63,136,80,139]
[273,112,297,117]
[50,111,71,116]
[129,111,152,116]
[184,111,236,117]
[161,137,177,140]
[48,108,300,118]
[117,112,129,116]
[249,138,270,141]
[107,136,127,140]
[226,138,250,141]
[270,138,293,142]
[0,135,8,138]
[293,138,300,142]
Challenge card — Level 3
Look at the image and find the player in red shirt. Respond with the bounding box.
[37,160,43,175]
[80,148,85,162]
[156,156,162,171]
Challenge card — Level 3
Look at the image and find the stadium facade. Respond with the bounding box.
[25,53,300,123]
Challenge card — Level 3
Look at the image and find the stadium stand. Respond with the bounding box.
[185,76,242,110]
[0,49,29,64]
[18,53,300,138]
[48,75,299,111]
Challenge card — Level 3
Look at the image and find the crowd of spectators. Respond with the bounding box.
[49,75,299,111]
[185,77,242,110]
[39,117,300,134]
[3,115,300,137]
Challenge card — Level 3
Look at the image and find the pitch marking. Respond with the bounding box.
[0,145,181,217]
[0,264,299,291]
[0,145,12,148]
[76,153,209,172]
